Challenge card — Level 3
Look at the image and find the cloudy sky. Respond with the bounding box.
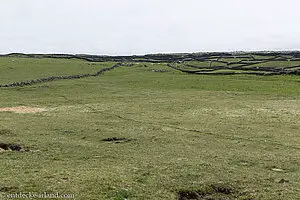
[1,0,299,55]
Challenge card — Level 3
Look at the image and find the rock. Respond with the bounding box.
[0,143,9,150]
[278,179,289,184]
[8,144,22,151]
[272,168,284,172]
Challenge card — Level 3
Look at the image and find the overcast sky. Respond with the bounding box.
[1,0,300,55]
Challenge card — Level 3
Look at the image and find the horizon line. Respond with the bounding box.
[1,49,300,57]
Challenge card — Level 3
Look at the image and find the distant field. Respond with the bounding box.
[0,57,115,84]
[0,54,300,199]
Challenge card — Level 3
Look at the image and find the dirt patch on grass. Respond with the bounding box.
[0,142,22,152]
[0,106,46,113]
[101,137,134,143]
[177,183,253,200]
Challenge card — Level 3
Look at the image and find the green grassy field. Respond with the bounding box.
[0,56,300,199]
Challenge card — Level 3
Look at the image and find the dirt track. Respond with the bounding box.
[0,106,46,113]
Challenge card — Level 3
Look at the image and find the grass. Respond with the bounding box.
[0,57,115,84]
[0,56,300,199]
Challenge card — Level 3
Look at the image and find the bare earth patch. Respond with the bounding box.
[0,106,46,113]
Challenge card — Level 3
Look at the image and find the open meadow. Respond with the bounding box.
[0,53,300,199]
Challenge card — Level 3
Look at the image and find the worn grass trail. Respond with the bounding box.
[0,56,300,199]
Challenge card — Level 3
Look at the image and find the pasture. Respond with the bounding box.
[0,53,300,199]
